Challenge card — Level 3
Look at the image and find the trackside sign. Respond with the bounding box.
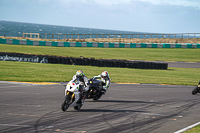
[0,54,48,63]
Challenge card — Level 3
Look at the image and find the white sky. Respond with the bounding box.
[0,0,200,33]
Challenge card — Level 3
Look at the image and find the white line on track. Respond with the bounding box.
[0,124,32,127]
[0,91,40,94]
[174,121,200,133]
[0,81,35,85]
[141,113,168,116]
[0,103,41,107]
[0,85,28,89]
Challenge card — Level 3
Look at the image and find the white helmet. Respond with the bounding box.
[101,71,108,79]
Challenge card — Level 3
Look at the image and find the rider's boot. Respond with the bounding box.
[77,97,83,105]
[101,89,106,94]
[77,93,85,105]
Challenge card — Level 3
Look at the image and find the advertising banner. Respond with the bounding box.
[0,53,48,63]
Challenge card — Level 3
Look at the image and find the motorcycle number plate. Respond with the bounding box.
[198,85,200,87]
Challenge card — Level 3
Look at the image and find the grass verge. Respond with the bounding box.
[183,125,200,133]
[0,61,199,86]
[0,44,200,62]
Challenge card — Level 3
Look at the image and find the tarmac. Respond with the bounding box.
[0,81,199,133]
[0,61,199,133]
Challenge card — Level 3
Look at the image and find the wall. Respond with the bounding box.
[0,52,168,70]
[0,38,200,48]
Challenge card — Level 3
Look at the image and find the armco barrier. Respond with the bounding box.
[0,52,168,69]
[0,38,200,48]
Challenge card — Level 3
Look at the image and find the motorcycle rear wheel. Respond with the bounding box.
[74,104,82,111]
[93,96,100,101]
[192,87,199,95]
[61,95,70,111]
[93,93,102,101]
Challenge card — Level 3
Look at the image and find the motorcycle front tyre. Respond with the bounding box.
[61,95,70,111]
[192,86,199,95]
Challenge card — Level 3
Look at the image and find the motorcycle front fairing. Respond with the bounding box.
[65,82,81,107]
[86,78,103,99]
[88,78,103,89]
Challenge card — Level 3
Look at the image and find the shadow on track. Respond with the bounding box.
[72,109,147,113]
[86,100,154,104]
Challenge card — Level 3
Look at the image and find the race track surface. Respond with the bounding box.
[0,81,200,133]
[167,62,200,68]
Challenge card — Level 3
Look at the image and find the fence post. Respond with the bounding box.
[52,34,54,39]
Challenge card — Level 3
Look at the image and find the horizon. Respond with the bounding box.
[0,0,200,34]
[1,20,199,34]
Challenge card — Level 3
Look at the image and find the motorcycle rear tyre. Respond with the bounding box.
[61,95,70,111]
[192,86,199,95]
[93,94,102,101]
[74,104,82,111]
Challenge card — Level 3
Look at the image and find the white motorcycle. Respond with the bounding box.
[61,81,84,111]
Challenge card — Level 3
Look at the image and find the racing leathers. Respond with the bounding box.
[93,74,110,94]
[69,74,89,104]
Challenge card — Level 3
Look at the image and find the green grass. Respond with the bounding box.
[0,44,200,62]
[184,125,200,133]
[0,44,199,85]
[0,61,199,86]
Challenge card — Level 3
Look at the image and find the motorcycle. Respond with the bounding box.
[86,77,104,101]
[61,81,85,111]
[192,81,200,95]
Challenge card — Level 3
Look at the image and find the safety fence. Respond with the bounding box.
[22,33,200,40]
[0,52,168,70]
[0,38,200,48]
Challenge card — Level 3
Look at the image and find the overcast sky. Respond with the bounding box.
[0,0,200,33]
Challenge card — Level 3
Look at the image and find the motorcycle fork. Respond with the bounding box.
[66,91,75,103]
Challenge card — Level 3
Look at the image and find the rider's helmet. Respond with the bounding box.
[101,71,108,79]
[76,70,84,79]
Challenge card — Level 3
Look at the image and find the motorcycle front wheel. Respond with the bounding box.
[61,95,71,111]
[192,86,199,95]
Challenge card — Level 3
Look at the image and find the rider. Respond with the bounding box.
[69,70,89,104]
[93,71,111,94]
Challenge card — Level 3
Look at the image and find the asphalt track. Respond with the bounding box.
[0,81,200,133]
[167,62,200,68]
